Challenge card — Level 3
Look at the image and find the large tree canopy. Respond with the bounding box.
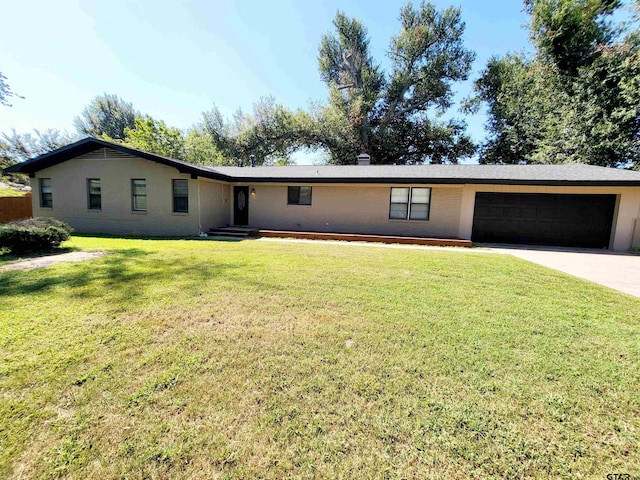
[122,116,231,166]
[1,129,77,168]
[310,2,476,164]
[1,129,77,184]
[202,96,307,165]
[201,2,476,165]
[470,0,640,168]
[74,93,137,140]
[123,117,186,160]
[525,0,620,76]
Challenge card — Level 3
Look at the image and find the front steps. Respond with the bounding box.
[206,226,258,238]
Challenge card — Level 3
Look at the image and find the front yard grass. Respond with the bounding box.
[0,187,28,197]
[1,236,639,478]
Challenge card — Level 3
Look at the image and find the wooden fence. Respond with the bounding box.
[0,193,33,223]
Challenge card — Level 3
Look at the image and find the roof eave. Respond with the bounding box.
[221,176,640,187]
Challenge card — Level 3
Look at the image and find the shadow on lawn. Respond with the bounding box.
[0,247,274,306]
[0,248,143,297]
[0,246,79,264]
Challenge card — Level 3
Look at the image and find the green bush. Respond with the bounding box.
[0,217,73,254]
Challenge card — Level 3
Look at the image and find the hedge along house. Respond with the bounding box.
[5,137,640,251]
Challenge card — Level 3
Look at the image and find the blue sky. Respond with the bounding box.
[0,0,532,164]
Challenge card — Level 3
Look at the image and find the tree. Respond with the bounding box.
[525,0,620,76]
[74,93,137,140]
[1,129,76,185]
[0,71,23,107]
[468,55,553,164]
[470,0,640,168]
[123,117,186,160]
[1,129,77,167]
[202,96,308,165]
[311,2,476,164]
[184,127,232,166]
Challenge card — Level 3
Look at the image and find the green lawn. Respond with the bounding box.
[1,237,639,478]
[0,186,28,197]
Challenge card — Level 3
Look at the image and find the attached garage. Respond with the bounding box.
[472,192,617,248]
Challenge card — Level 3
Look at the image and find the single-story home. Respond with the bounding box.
[4,137,640,251]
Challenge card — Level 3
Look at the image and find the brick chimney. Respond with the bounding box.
[357,153,371,166]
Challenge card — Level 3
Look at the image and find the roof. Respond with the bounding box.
[3,137,231,182]
[205,163,640,186]
[5,137,640,186]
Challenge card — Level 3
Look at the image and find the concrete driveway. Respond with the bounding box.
[485,244,640,298]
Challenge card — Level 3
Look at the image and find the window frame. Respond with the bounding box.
[172,179,189,213]
[39,178,52,208]
[87,178,102,210]
[287,186,312,206]
[388,187,431,221]
[131,179,147,212]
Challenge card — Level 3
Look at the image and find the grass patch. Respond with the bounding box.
[0,187,28,197]
[1,236,639,478]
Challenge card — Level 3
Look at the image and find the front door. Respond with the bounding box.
[233,186,249,226]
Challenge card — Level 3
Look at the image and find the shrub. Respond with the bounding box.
[0,217,73,254]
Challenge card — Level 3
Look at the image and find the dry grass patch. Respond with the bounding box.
[0,187,28,197]
[1,236,639,478]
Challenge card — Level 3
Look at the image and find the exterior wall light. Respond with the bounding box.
[250,188,256,196]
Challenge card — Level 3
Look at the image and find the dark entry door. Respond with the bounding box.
[472,193,616,248]
[233,186,249,226]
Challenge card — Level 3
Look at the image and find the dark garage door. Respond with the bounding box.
[472,193,616,248]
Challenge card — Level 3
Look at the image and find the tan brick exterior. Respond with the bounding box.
[29,147,640,251]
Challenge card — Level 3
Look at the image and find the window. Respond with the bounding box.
[288,186,312,205]
[389,187,431,220]
[39,178,52,208]
[172,179,188,213]
[132,179,147,211]
[87,179,101,210]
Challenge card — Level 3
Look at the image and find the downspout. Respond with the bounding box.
[633,192,640,249]
[197,180,202,235]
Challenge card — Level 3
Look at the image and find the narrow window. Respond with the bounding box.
[172,179,189,213]
[132,179,147,211]
[389,187,431,220]
[288,186,312,205]
[39,178,52,208]
[87,179,101,210]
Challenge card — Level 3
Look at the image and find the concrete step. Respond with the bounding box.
[207,226,258,238]
[207,231,250,238]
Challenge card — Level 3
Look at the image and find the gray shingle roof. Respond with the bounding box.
[205,163,640,185]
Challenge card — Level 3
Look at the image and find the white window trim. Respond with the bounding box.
[389,187,431,221]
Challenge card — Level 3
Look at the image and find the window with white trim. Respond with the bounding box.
[389,187,431,220]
